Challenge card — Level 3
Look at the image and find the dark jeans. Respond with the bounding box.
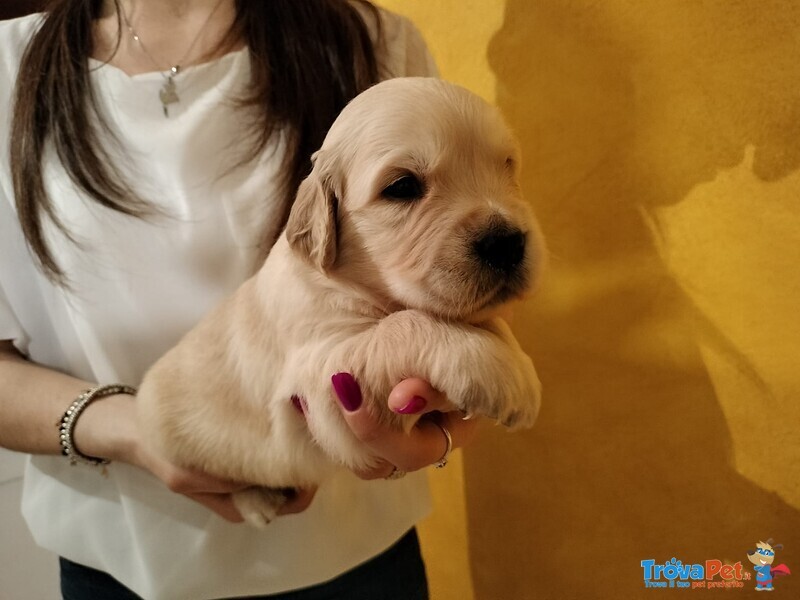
[60,528,428,600]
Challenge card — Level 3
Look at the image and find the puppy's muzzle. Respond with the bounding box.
[473,227,526,276]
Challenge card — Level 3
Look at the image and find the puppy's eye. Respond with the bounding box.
[505,157,516,171]
[381,175,424,201]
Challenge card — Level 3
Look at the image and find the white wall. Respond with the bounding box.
[0,448,59,598]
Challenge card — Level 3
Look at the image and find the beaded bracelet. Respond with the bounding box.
[58,384,137,467]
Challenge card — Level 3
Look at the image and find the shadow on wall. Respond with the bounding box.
[463,1,800,598]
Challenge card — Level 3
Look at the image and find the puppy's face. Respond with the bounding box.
[286,78,544,319]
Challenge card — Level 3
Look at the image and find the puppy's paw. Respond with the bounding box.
[465,352,542,431]
[495,364,541,431]
[232,487,289,528]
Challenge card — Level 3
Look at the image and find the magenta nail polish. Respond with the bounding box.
[331,372,362,411]
[396,396,427,414]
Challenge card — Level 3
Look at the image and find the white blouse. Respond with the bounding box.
[0,9,437,599]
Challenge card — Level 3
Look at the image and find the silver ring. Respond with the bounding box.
[385,466,407,480]
[432,420,453,469]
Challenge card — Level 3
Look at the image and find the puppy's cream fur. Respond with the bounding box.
[137,78,544,527]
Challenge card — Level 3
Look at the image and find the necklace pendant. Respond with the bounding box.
[159,76,180,118]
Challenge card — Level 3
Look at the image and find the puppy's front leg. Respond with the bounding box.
[358,310,541,429]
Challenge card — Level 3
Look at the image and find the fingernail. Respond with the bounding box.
[395,396,427,414]
[331,372,362,412]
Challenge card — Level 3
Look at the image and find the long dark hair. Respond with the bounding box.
[10,0,382,284]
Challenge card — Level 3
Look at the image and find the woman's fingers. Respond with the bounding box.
[387,377,455,415]
[135,442,253,522]
[332,373,479,473]
[277,487,317,515]
[167,468,249,495]
[142,452,248,495]
[189,492,245,523]
[386,377,480,467]
[191,486,318,522]
[351,458,396,480]
[132,416,320,522]
[345,406,477,472]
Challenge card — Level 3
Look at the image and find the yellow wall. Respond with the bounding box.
[378,1,800,598]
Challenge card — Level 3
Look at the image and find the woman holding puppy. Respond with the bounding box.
[0,1,477,598]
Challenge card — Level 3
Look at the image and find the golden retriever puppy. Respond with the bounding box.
[137,77,545,527]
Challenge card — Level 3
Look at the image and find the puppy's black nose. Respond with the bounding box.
[474,229,526,274]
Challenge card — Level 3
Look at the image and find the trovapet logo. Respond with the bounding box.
[640,558,750,589]
[641,539,792,591]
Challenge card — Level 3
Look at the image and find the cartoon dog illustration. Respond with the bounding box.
[747,539,791,591]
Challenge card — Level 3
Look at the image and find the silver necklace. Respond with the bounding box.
[120,0,226,117]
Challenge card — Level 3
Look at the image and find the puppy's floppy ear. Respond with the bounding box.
[285,150,338,272]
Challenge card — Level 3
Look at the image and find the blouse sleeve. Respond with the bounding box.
[0,15,46,356]
[0,183,30,352]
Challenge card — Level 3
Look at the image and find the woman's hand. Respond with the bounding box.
[132,446,251,523]
[72,392,246,522]
[75,392,316,523]
[331,373,479,479]
[130,444,317,522]
[0,343,313,523]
